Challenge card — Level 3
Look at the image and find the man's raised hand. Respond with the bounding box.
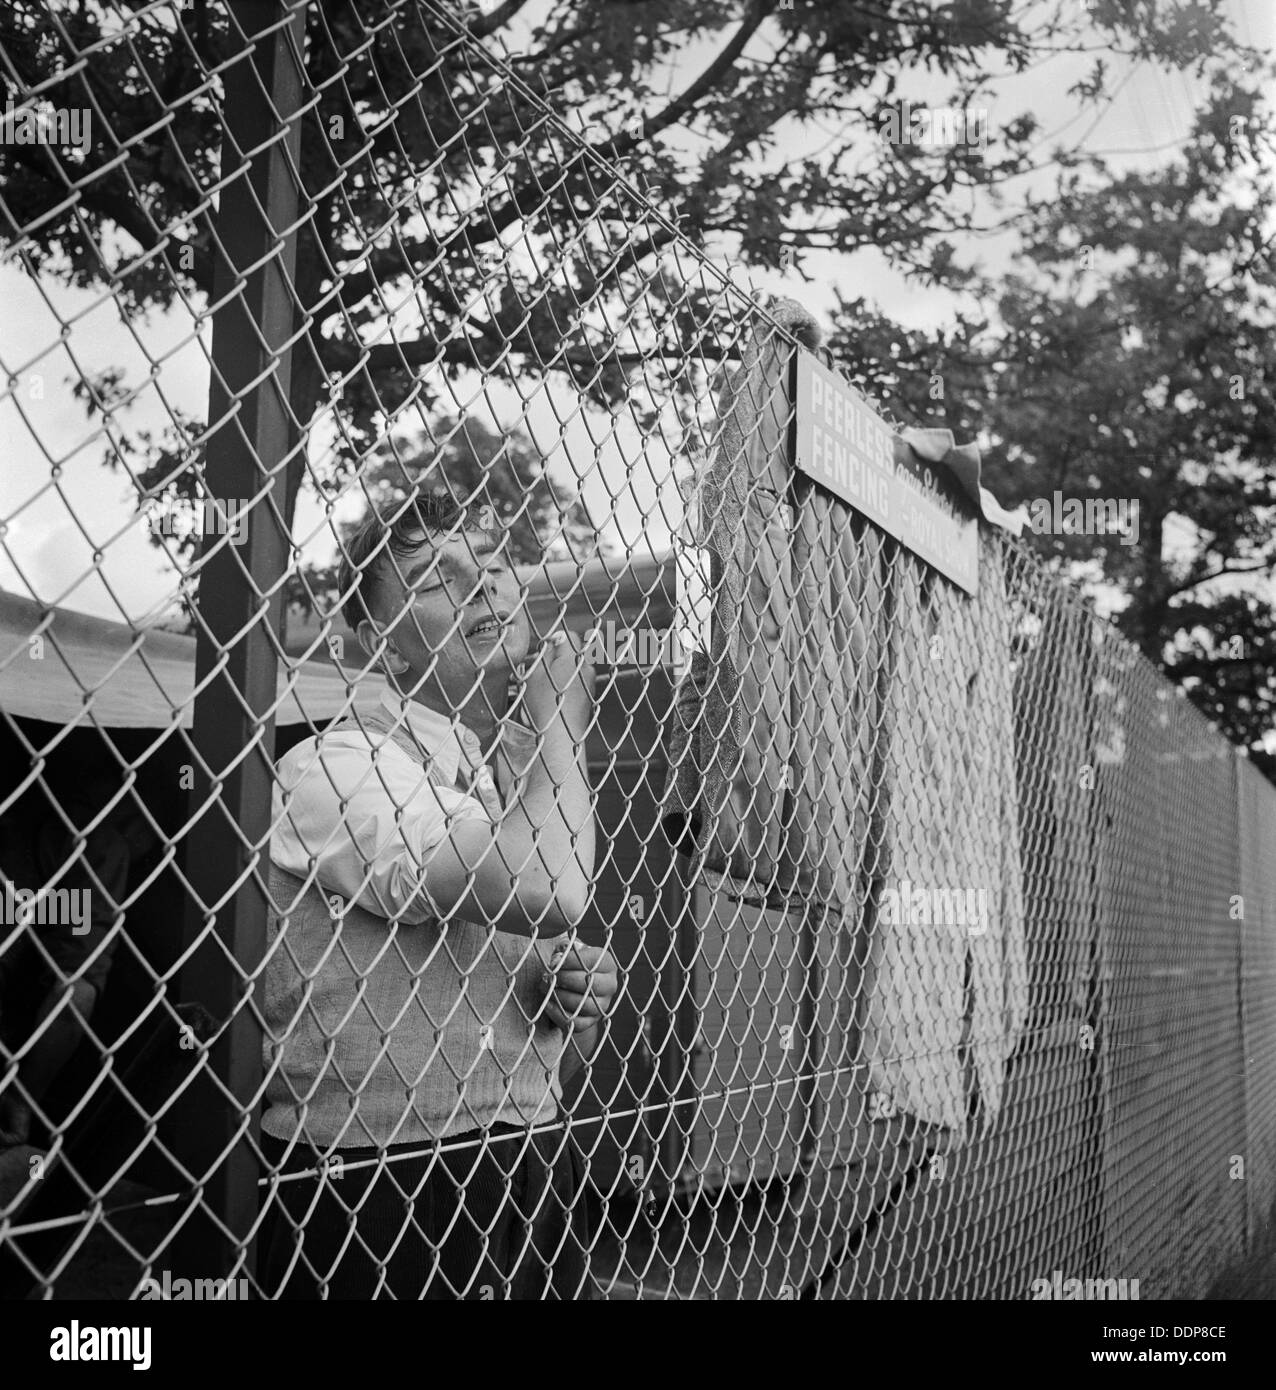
[523,629,596,740]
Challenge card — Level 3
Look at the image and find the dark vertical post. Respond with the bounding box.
[1233,746,1255,1249]
[659,850,697,1198]
[175,0,306,1282]
[796,901,824,1177]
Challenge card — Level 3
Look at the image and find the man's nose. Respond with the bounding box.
[471,562,503,605]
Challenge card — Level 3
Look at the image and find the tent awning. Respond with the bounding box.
[0,589,384,730]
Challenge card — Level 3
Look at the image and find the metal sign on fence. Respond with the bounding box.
[791,349,979,594]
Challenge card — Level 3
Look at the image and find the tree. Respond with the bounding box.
[825,77,1276,766]
[0,0,1246,609]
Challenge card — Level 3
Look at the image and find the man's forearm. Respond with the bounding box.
[412,724,595,936]
[508,723,595,913]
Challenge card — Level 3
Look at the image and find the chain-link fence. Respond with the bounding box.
[1,0,1273,1301]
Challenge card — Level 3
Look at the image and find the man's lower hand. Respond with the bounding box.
[542,943,617,1034]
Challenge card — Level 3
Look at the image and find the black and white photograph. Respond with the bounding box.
[0,0,1273,1348]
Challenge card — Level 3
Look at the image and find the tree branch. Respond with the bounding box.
[613,0,777,157]
[506,19,600,67]
[326,240,444,312]
[467,0,531,40]
[1165,652,1271,679]
[331,334,734,378]
[1164,558,1273,603]
[440,0,777,260]
[0,143,214,296]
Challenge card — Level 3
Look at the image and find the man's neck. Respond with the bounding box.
[405,674,508,754]
[455,697,500,750]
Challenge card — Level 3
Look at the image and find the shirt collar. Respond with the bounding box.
[377,689,540,785]
[378,689,467,785]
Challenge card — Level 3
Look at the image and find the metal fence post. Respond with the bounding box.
[660,849,698,1202]
[174,0,307,1283]
[796,901,824,1178]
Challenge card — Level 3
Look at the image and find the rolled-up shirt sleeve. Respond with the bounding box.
[271,735,489,925]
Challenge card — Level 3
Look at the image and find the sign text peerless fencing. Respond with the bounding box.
[791,349,979,595]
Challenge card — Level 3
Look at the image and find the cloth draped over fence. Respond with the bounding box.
[661,299,1028,1136]
[861,528,1028,1135]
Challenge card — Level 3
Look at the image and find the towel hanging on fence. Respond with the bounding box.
[660,295,1028,1133]
[859,530,1029,1136]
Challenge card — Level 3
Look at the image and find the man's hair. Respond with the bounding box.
[337,489,465,631]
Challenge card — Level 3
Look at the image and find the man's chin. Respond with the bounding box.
[498,626,530,667]
[464,629,528,670]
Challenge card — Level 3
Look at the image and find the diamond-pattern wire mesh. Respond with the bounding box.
[0,0,1273,1301]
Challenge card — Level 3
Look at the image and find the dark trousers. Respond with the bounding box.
[258,1124,593,1299]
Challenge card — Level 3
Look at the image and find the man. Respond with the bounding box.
[259,491,617,1299]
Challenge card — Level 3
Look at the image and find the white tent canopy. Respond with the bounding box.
[0,588,382,730]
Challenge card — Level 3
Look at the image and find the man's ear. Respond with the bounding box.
[355,618,409,676]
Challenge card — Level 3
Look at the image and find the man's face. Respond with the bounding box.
[373,527,530,701]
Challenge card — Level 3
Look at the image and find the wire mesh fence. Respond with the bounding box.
[0,0,1273,1301]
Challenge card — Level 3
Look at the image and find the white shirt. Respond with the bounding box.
[263,689,567,1146]
[271,689,517,923]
